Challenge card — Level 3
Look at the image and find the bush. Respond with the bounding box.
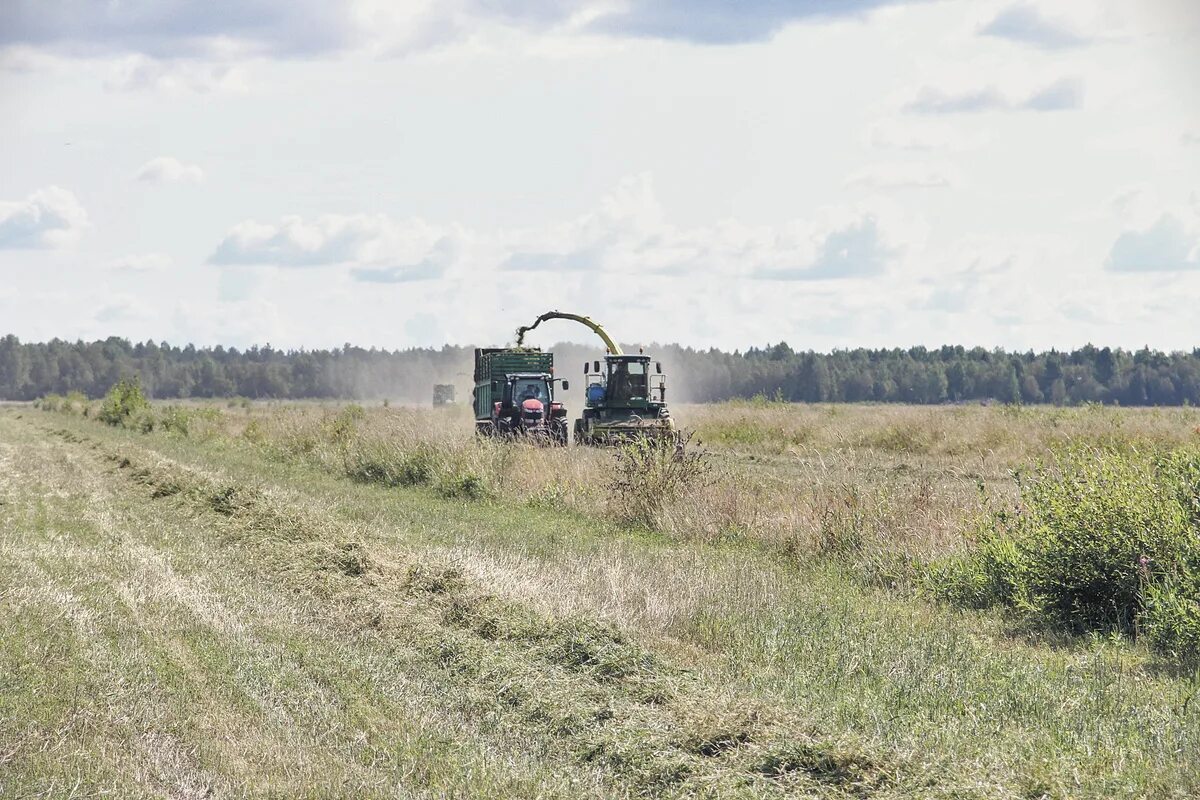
[160,406,192,436]
[1017,448,1196,630]
[607,432,711,529]
[346,446,435,488]
[437,472,487,501]
[37,394,65,412]
[327,404,365,444]
[97,378,151,428]
[862,422,937,454]
[935,446,1200,654]
[1142,571,1200,661]
[928,529,1028,610]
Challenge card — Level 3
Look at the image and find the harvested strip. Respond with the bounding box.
[46,422,904,798]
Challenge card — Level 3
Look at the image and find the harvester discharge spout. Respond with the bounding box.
[515,311,623,356]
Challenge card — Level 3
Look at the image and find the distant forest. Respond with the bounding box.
[3,334,1200,406]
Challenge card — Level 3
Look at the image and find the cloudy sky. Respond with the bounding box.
[1,0,1198,352]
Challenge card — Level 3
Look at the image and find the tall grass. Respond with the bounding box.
[36,395,1200,657]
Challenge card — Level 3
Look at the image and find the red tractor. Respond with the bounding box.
[473,349,569,445]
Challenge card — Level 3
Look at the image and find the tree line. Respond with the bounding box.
[2,334,1199,406]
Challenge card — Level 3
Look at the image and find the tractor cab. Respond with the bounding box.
[505,374,553,407]
[491,372,570,443]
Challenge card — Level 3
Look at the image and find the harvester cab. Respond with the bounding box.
[576,354,672,445]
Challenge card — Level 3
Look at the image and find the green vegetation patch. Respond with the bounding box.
[97,378,152,430]
[933,445,1200,659]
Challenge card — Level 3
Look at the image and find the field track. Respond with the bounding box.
[2,407,1199,799]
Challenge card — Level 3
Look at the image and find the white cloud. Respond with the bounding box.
[979,4,1091,50]
[0,0,936,66]
[106,55,249,93]
[1108,186,1165,229]
[351,236,462,283]
[209,213,450,271]
[108,253,173,272]
[0,186,89,249]
[904,85,1007,115]
[754,216,899,281]
[499,177,916,282]
[1020,77,1084,112]
[0,1,357,60]
[1106,214,1200,272]
[904,78,1084,114]
[95,295,153,324]
[135,156,205,184]
[581,0,929,44]
[207,175,917,289]
[845,162,956,190]
[866,120,989,152]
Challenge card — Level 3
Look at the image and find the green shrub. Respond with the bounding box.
[928,530,1028,610]
[36,391,88,414]
[97,378,151,428]
[695,416,812,450]
[327,405,365,444]
[64,390,88,413]
[1142,570,1200,661]
[242,419,266,443]
[37,394,65,412]
[936,446,1200,650]
[132,408,157,433]
[160,406,192,436]
[862,422,936,454]
[1017,447,1195,630]
[437,472,487,501]
[346,446,435,488]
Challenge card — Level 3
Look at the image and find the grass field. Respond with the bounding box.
[3,400,1200,798]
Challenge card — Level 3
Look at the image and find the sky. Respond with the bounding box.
[1,0,1198,353]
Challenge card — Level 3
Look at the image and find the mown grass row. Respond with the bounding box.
[47,423,905,798]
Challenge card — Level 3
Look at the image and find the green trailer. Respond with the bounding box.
[472,347,569,444]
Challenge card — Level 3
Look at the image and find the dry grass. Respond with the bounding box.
[154,399,1200,569]
[7,401,1200,797]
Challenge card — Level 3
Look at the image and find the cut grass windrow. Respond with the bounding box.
[32,421,901,798]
